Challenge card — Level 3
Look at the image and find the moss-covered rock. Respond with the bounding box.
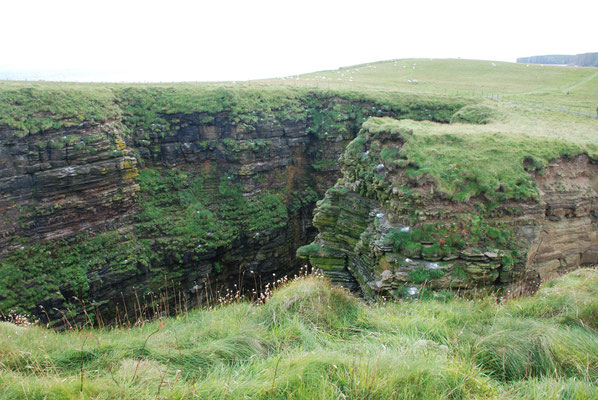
[301,118,598,299]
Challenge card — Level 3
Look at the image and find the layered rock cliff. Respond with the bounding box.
[0,87,463,326]
[300,118,598,298]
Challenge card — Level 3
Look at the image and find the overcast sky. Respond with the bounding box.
[1,0,596,82]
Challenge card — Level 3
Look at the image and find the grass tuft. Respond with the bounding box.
[0,268,596,398]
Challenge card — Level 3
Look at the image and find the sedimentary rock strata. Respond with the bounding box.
[301,120,598,297]
[0,91,460,326]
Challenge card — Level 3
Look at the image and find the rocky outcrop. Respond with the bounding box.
[0,91,463,327]
[0,121,139,247]
[301,120,598,298]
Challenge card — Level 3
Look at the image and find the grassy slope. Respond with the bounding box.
[0,269,596,399]
[266,58,598,113]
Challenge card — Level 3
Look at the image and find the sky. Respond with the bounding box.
[1,0,596,82]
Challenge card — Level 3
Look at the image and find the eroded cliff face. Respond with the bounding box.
[0,92,461,326]
[0,121,139,247]
[301,121,598,298]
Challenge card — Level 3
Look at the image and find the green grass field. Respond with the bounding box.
[1,269,596,399]
[265,58,598,202]
[263,58,598,114]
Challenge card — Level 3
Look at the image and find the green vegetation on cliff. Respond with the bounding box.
[0,80,464,138]
[1,269,596,399]
[136,168,288,251]
[2,57,598,338]
[357,115,598,202]
[0,84,120,136]
[0,232,152,316]
[0,168,290,316]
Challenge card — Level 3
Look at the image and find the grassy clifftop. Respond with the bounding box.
[3,57,598,132]
[2,59,597,188]
[358,113,598,202]
[0,81,462,137]
[1,268,596,399]
[267,58,598,114]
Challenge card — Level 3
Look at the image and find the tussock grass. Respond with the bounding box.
[1,269,597,399]
[466,318,597,381]
[500,268,598,329]
[503,377,598,400]
[261,275,360,331]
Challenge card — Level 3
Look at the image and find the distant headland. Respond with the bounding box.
[517,52,598,67]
